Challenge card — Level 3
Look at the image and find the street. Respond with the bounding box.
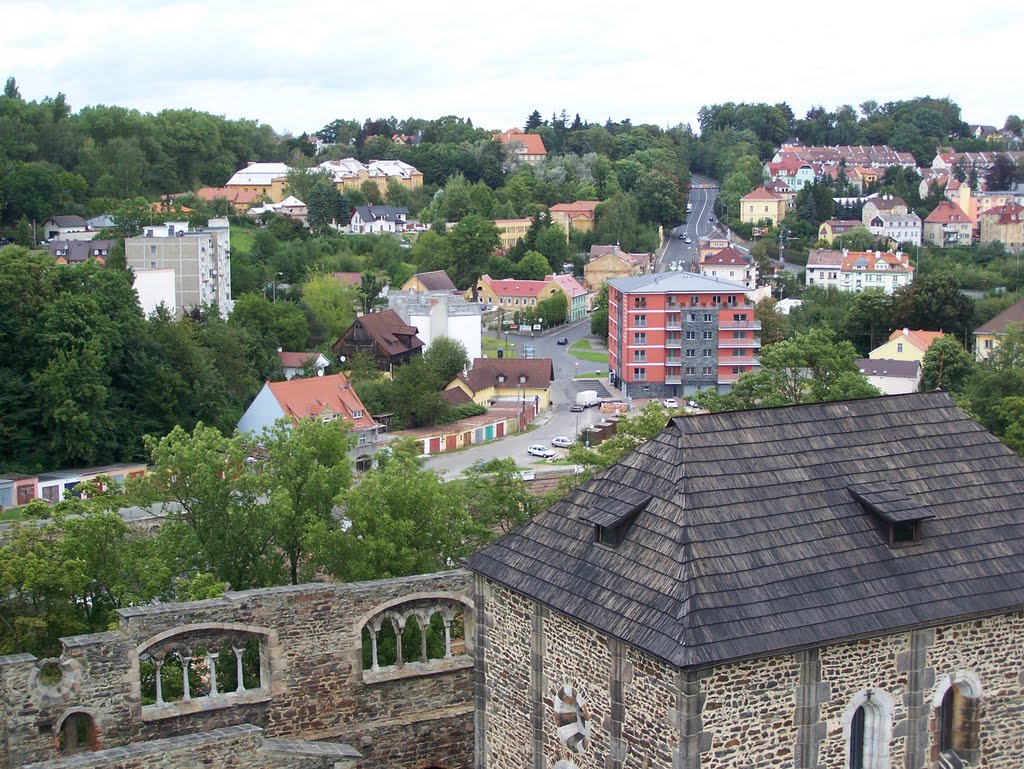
[659,174,718,272]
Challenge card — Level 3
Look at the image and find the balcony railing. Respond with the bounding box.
[665,321,682,330]
[717,372,742,384]
[718,337,761,349]
[665,339,682,348]
[726,356,761,366]
[719,319,763,331]
[664,376,682,385]
[666,357,682,366]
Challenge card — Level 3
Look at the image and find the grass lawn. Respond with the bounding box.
[231,225,256,254]
[569,338,609,365]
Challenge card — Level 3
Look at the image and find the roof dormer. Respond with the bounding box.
[848,481,935,548]
[581,491,652,548]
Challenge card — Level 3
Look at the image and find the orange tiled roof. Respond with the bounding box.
[887,329,944,352]
[550,201,599,215]
[925,201,970,224]
[495,128,547,156]
[742,187,782,200]
[479,274,553,298]
[266,372,375,430]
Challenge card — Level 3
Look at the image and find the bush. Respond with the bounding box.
[447,403,487,421]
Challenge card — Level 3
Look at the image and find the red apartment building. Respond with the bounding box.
[608,272,761,398]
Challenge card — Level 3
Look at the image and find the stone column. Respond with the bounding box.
[607,639,631,769]
[673,671,711,769]
[206,651,220,696]
[152,655,165,707]
[178,651,193,701]
[896,629,935,769]
[473,575,490,769]
[793,648,829,769]
[415,611,431,663]
[233,645,247,693]
[368,620,382,670]
[441,607,457,659]
[390,616,407,667]
[529,603,548,769]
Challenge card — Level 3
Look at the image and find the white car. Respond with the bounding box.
[663,398,679,409]
[551,436,573,448]
[527,444,556,459]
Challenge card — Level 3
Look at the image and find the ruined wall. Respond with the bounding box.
[0,571,474,769]
[479,578,1024,769]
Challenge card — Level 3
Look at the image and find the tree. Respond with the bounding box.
[447,214,501,292]
[524,110,544,132]
[142,424,282,590]
[230,293,310,350]
[261,418,355,584]
[3,76,20,99]
[696,327,878,411]
[566,402,671,473]
[842,291,894,354]
[987,154,1021,191]
[460,458,535,539]
[591,283,609,340]
[390,357,449,428]
[537,290,568,327]
[358,271,386,314]
[920,335,975,393]
[423,336,469,384]
[754,297,791,347]
[891,273,974,342]
[515,250,552,280]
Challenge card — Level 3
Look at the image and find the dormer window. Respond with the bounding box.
[518,375,527,384]
[581,491,651,549]
[848,481,934,549]
[497,374,506,384]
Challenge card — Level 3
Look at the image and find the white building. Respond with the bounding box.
[124,218,233,318]
[868,212,922,247]
[805,249,914,294]
[856,358,922,395]
[133,268,177,316]
[699,247,758,291]
[388,290,483,361]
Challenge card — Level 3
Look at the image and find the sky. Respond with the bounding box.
[2,0,1022,137]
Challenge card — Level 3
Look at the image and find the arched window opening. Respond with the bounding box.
[360,598,470,679]
[850,705,866,769]
[842,689,893,769]
[932,673,981,764]
[57,712,97,754]
[939,686,957,752]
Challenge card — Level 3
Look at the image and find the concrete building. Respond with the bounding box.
[224,162,292,201]
[493,218,533,251]
[607,272,760,398]
[861,194,909,224]
[804,249,914,294]
[740,187,786,226]
[551,273,588,322]
[125,219,232,318]
[924,201,973,248]
[867,212,922,247]
[389,290,483,362]
[583,246,650,293]
[549,201,599,241]
[979,202,1024,251]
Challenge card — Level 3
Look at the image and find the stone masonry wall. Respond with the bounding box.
[480,578,1024,769]
[0,571,474,769]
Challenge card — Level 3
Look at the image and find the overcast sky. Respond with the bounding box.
[2,0,1021,137]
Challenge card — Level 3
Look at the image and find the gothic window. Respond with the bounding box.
[932,672,982,764]
[553,684,590,753]
[360,597,472,682]
[842,689,893,769]
[56,712,97,755]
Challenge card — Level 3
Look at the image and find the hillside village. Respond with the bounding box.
[2,80,1024,769]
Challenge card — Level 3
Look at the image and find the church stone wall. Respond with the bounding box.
[0,571,474,769]
[480,578,1024,769]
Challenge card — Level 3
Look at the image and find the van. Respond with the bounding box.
[576,390,599,408]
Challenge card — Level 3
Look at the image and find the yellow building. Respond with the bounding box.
[583,245,649,292]
[400,270,458,293]
[974,299,1024,361]
[817,220,864,245]
[318,158,424,198]
[225,162,292,201]
[979,203,1024,250]
[493,219,533,251]
[741,187,787,226]
[445,358,554,410]
[549,201,599,242]
[469,274,561,308]
[869,328,944,363]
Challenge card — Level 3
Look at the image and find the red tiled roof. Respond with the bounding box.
[925,201,970,224]
[479,274,553,298]
[266,372,376,430]
[455,358,555,393]
[981,202,1024,225]
[495,128,547,156]
[886,329,944,351]
[332,271,363,286]
[742,187,782,200]
[840,250,912,273]
[702,247,751,266]
[195,187,263,204]
[551,273,587,298]
[550,201,599,215]
[278,351,323,369]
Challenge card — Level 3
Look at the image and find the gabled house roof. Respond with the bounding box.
[44,215,87,228]
[741,187,783,201]
[884,328,943,351]
[495,128,547,156]
[551,273,587,298]
[975,299,1024,335]
[265,372,375,430]
[353,205,409,222]
[820,220,863,233]
[980,202,1024,224]
[278,351,328,369]
[342,309,424,355]
[588,245,649,266]
[701,247,750,266]
[855,358,921,378]
[865,195,907,212]
[549,201,599,216]
[477,274,552,299]
[467,392,1024,669]
[453,358,555,393]
[410,270,457,291]
[925,201,971,224]
[48,240,114,263]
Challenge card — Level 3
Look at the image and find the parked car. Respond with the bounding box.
[663,398,679,409]
[551,436,573,448]
[556,337,569,345]
[527,444,556,459]
[570,404,585,413]
[684,237,692,244]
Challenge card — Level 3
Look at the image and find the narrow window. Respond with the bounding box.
[850,705,866,769]
[939,686,957,752]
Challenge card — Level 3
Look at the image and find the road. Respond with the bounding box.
[424,318,610,478]
[659,175,719,273]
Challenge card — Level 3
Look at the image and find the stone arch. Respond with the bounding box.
[129,622,280,720]
[28,657,82,706]
[931,670,982,764]
[53,710,98,754]
[840,688,893,769]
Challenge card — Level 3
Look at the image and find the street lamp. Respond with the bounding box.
[272,271,284,302]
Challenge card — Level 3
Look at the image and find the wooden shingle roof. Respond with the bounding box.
[467,393,1024,670]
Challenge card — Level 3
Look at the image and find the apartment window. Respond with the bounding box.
[733,313,746,322]
[633,350,646,362]
[702,349,712,358]
[686,349,695,358]
[712,295,721,304]
[149,245,157,255]
[703,313,713,322]
[702,331,713,340]
[633,297,647,309]
[728,295,738,304]
[634,315,647,327]
[897,343,903,353]
[733,331,744,339]
[733,349,745,357]
[703,366,712,375]
[633,368,646,381]
[633,332,647,345]
[690,295,700,305]
[732,367,744,374]
[685,367,696,375]
[686,331,696,340]
[514,298,520,305]
[667,313,680,326]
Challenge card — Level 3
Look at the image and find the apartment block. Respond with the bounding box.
[608,272,760,398]
[125,218,233,318]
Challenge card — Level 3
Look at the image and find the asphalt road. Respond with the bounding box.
[660,177,718,273]
[424,318,610,478]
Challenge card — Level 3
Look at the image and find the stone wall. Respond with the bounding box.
[1,571,474,769]
[479,577,1024,769]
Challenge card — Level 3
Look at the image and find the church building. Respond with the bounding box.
[467,392,1024,769]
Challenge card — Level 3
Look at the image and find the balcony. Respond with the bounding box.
[718,337,761,349]
[726,356,760,366]
[666,357,682,366]
[719,319,762,331]
[665,339,682,349]
[665,320,682,330]
[717,372,742,384]
[664,376,682,385]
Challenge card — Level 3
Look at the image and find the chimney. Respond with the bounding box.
[875,250,881,259]
[903,327,909,337]
[277,346,283,353]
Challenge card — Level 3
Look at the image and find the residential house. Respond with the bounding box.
[549,201,600,241]
[771,143,917,169]
[225,162,292,202]
[401,270,458,293]
[248,195,309,224]
[804,249,914,294]
[917,168,949,199]
[318,158,424,196]
[278,351,331,380]
[923,201,973,248]
[931,150,1023,175]
[85,213,114,230]
[762,157,817,191]
[583,245,650,292]
[445,357,555,410]
[48,239,113,265]
[40,215,87,241]
[973,298,1024,361]
[124,218,233,318]
[237,372,380,461]
[608,271,760,397]
[493,218,533,251]
[471,274,562,311]
[696,236,732,262]
[740,187,786,226]
[699,247,758,291]
[869,328,943,363]
[861,194,909,224]
[979,202,1024,250]
[550,273,588,322]
[195,186,265,213]
[817,220,864,245]
[974,184,1024,220]
[389,290,483,361]
[331,309,424,374]
[494,128,547,165]
[867,212,922,247]
[350,205,409,234]
[467,391,1024,769]
[856,358,921,395]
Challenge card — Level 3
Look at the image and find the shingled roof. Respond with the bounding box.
[467,392,1024,670]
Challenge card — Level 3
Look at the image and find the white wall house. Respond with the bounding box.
[388,291,483,361]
